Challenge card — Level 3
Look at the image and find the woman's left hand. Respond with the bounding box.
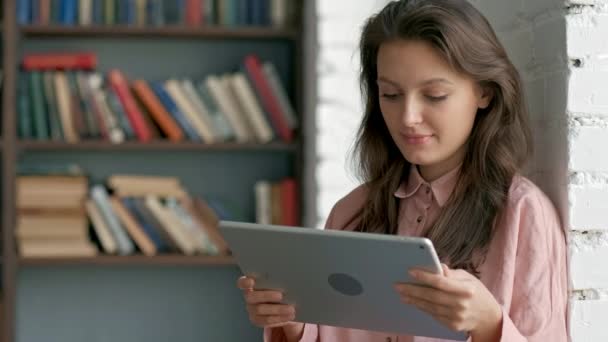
[394,264,503,341]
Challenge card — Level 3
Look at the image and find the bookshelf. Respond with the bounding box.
[2,1,306,341]
[19,255,237,267]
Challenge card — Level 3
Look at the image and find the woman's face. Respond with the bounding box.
[376,39,492,181]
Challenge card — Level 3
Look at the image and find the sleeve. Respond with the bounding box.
[264,324,319,342]
[497,190,569,342]
[263,207,339,341]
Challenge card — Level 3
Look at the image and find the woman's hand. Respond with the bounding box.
[237,276,305,341]
[394,264,503,341]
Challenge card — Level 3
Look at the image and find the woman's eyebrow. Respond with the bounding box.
[377,76,454,87]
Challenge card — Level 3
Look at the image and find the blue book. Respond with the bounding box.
[60,0,77,25]
[259,0,269,26]
[146,0,164,26]
[92,0,104,24]
[126,0,136,25]
[249,0,263,26]
[122,198,169,252]
[31,0,40,23]
[17,0,32,25]
[151,82,201,141]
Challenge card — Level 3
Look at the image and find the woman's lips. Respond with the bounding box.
[402,134,433,145]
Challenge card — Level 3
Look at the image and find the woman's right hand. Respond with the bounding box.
[237,276,305,341]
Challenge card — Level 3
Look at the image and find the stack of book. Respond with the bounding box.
[18,52,297,144]
[17,0,294,28]
[16,172,98,257]
[15,162,299,258]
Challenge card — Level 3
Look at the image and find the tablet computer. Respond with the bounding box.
[219,221,467,341]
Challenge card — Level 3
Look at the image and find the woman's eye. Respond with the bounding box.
[381,93,400,100]
[425,95,448,102]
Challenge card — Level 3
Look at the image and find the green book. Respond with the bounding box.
[18,73,33,140]
[104,0,115,25]
[42,71,65,141]
[29,72,50,140]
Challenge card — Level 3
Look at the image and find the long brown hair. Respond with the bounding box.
[353,0,532,273]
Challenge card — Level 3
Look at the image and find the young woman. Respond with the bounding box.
[238,0,568,341]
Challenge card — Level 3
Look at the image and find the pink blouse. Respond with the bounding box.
[265,166,568,342]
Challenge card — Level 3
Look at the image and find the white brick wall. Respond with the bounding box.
[311,0,608,340]
[567,4,608,341]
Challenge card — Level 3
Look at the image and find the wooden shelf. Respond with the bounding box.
[19,254,237,266]
[20,25,298,40]
[17,140,297,152]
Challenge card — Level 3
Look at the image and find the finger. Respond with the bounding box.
[403,295,453,319]
[252,314,296,328]
[237,276,255,290]
[435,315,469,333]
[244,290,283,304]
[409,269,472,296]
[441,263,450,276]
[395,283,459,308]
[250,303,295,316]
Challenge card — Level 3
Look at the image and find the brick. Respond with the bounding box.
[316,0,382,22]
[571,231,608,289]
[318,46,360,76]
[569,179,608,230]
[318,17,367,48]
[318,72,362,108]
[571,299,608,341]
[567,9,608,60]
[568,69,608,115]
[568,122,608,171]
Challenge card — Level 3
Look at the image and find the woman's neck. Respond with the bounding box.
[417,148,465,182]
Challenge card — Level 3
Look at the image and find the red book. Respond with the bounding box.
[22,53,97,71]
[107,70,152,142]
[280,178,298,226]
[186,0,203,26]
[243,55,293,142]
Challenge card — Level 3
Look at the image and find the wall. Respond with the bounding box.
[312,0,608,340]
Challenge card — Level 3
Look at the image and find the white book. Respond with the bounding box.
[79,0,93,26]
[86,199,119,254]
[165,79,214,142]
[145,196,198,255]
[205,75,253,142]
[229,73,275,143]
[255,181,272,224]
[91,185,135,255]
[180,79,221,143]
[166,198,218,255]
[271,0,288,28]
[196,81,234,141]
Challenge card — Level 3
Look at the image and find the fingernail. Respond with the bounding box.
[409,270,419,278]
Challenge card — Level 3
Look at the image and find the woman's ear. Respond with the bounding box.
[478,85,493,109]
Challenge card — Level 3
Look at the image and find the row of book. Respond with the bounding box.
[17,169,299,257]
[19,52,296,143]
[17,0,294,28]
